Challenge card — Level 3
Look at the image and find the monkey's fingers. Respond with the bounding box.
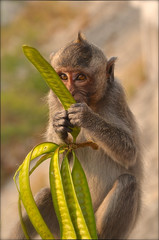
[57,126,73,134]
[68,103,88,116]
[53,118,74,129]
[53,110,68,120]
[67,111,82,127]
[68,106,81,114]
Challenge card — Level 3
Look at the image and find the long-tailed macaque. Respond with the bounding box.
[10,33,143,239]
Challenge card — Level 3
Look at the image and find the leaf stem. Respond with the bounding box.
[68,141,98,150]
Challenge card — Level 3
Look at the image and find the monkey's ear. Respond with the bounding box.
[75,31,86,43]
[106,57,117,82]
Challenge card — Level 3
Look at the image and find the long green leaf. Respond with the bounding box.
[18,142,58,239]
[23,45,75,110]
[18,153,52,240]
[22,46,80,142]
[72,151,98,239]
[61,152,91,239]
[49,148,77,239]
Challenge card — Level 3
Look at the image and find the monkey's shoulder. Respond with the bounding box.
[105,79,126,102]
[97,80,131,117]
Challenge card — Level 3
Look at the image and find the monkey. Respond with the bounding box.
[10,32,143,239]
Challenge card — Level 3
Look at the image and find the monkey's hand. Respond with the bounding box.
[68,103,93,128]
[53,110,74,141]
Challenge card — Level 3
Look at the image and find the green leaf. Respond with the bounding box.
[72,151,98,239]
[18,142,58,239]
[22,45,80,142]
[49,147,77,239]
[18,153,53,240]
[61,152,92,239]
[14,142,59,191]
[22,45,75,110]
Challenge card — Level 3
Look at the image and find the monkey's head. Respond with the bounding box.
[50,32,117,106]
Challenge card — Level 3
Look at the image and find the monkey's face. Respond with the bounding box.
[55,67,96,105]
[50,33,109,107]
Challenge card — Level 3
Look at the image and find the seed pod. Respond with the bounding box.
[18,143,58,239]
[49,147,77,239]
[72,151,98,239]
[61,152,91,239]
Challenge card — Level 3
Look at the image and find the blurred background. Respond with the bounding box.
[1,1,158,239]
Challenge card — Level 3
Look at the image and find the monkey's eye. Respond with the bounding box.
[76,74,87,81]
[59,73,68,80]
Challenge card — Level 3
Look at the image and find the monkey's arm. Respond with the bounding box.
[68,103,138,168]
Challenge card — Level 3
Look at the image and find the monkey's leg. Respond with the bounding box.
[95,174,140,239]
[9,188,60,239]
